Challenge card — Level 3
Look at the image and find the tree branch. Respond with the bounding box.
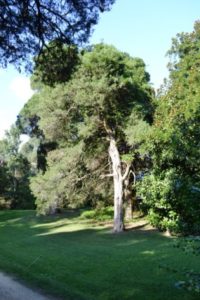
[100,173,114,179]
[122,163,131,181]
[130,170,136,186]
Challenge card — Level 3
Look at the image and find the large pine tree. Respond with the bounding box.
[20,44,154,232]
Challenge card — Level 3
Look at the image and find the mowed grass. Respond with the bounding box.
[0,210,199,300]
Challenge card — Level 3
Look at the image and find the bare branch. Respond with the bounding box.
[100,173,114,179]
[130,170,136,186]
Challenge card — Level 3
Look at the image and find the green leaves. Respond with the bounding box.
[138,22,200,235]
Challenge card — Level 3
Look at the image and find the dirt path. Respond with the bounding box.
[0,272,57,300]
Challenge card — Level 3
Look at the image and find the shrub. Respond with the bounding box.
[137,169,200,235]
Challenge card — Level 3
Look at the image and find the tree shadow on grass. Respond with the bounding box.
[26,226,198,300]
[0,210,32,222]
[0,211,199,300]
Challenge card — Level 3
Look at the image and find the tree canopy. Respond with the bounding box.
[0,0,115,69]
[19,44,154,231]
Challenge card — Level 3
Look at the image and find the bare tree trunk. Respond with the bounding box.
[124,178,133,220]
[108,136,124,232]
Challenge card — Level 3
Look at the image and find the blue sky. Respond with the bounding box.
[0,0,200,138]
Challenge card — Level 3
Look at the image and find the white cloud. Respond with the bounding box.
[9,76,34,102]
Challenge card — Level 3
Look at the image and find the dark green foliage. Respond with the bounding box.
[0,163,11,208]
[16,93,42,138]
[0,0,115,69]
[138,172,200,234]
[0,126,35,209]
[33,41,80,87]
[138,22,200,235]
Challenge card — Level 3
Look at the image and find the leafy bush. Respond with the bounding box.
[137,170,200,235]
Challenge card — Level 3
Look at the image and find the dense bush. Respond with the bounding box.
[138,170,200,235]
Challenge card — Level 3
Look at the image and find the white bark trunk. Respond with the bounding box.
[108,136,124,232]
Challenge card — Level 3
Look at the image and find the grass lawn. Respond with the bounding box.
[0,210,199,300]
